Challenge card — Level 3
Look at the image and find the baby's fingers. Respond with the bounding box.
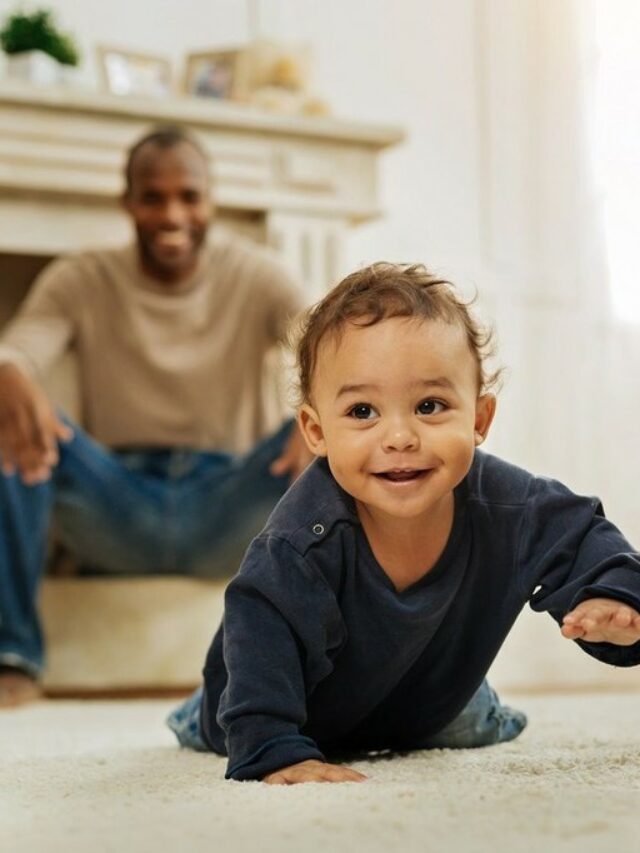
[264,761,367,785]
[562,606,600,634]
[562,605,609,638]
[580,605,609,629]
[263,772,287,785]
[322,765,368,783]
[562,599,640,645]
[297,764,367,783]
[560,621,585,640]
[612,606,634,629]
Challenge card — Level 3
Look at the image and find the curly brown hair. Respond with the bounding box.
[294,262,501,404]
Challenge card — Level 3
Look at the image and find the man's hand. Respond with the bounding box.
[263,759,368,785]
[0,363,72,484]
[561,597,640,646]
[269,423,314,483]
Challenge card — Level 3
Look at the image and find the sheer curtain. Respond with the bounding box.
[591,0,640,544]
[478,0,640,546]
[480,0,640,689]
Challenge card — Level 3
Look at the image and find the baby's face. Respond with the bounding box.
[299,316,495,524]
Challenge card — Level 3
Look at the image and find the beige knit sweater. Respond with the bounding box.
[0,229,303,453]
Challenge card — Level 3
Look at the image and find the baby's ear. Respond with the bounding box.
[474,394,496,446]
[298,404,328,457]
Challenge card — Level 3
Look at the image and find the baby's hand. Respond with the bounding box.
[561,597,640,645]
[263,759,368,785]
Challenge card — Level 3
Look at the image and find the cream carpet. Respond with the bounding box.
[2,692,640,853]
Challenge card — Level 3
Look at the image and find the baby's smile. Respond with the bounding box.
[373,468,430,482]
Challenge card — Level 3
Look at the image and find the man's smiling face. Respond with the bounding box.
[124,140,212,285]
[299,316,495,524]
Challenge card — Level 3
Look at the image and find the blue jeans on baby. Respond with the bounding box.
[167,680,527,755]
[0,416,294,676]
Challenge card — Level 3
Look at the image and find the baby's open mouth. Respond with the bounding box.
[375,469,427,482]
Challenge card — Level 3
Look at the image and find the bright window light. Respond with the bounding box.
[594,1,640,322]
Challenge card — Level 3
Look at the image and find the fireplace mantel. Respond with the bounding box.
[0,80,403,298]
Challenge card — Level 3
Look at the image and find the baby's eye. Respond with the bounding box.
[348,403,378,420]
[417,399,446,416]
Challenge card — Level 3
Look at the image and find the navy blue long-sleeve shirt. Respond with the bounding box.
[199,451,640,780]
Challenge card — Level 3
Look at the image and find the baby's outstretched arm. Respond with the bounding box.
[562,597,640,645]
[263,759,368,785]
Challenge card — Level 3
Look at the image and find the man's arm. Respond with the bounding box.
[0,363,72,483]
[254,251,312,482]
[269,422,315,482]
[0,257,77,381]
[0,259,77,481]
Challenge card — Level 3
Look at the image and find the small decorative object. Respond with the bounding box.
[0,8,80,85]
[243,40,330,117]
[97,46,172,98]
[183,49,248,101]
[245,40,309,94]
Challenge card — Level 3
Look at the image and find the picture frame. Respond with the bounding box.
[183,49,248,101]
[97,46,173,98]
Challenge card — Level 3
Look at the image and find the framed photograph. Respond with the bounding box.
[98,46,172,98]
[183,49,247,101]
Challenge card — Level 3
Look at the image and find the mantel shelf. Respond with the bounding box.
[0,79,405,149]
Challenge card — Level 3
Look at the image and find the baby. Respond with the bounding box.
[169,262,640,783]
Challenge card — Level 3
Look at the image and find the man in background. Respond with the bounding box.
[0,126,310,707]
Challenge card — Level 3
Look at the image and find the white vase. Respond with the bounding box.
[5,50,64,85]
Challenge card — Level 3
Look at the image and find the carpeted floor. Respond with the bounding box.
[2,692,640,853]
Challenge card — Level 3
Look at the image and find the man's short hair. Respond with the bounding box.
[124,126,209,193]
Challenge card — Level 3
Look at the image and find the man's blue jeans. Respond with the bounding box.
[0,417,294,677]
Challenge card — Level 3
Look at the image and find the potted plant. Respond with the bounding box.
[1,8,80,85]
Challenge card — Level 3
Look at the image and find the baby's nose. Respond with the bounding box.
[382,421,419,452]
